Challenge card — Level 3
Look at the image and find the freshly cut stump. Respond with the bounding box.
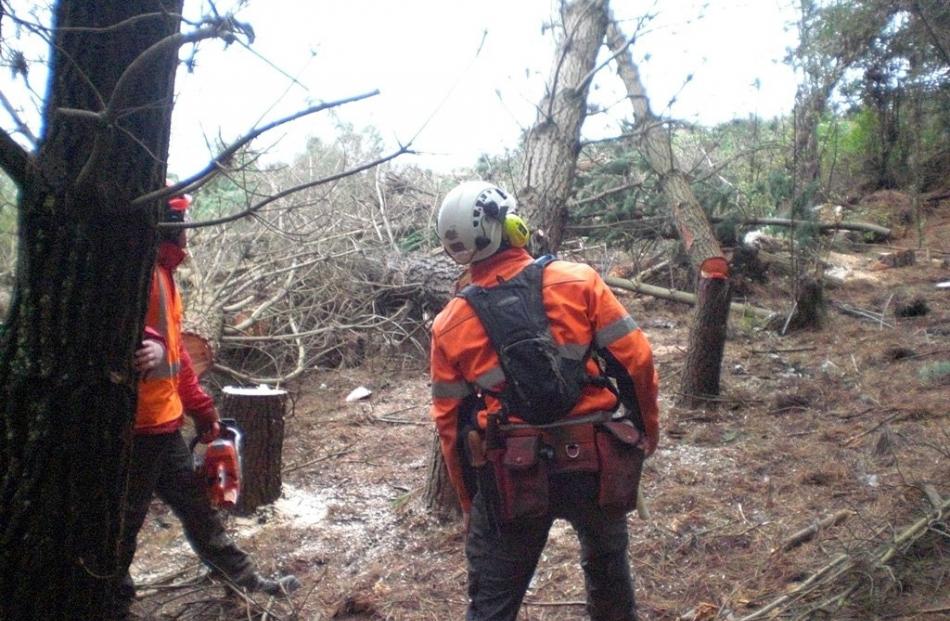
[221,385,287,514]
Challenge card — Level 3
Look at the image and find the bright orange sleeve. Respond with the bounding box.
[429,334,473,511]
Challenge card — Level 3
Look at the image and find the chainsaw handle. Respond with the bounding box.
[189,418,241,452]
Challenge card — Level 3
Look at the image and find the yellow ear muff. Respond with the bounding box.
[503,214,530,248]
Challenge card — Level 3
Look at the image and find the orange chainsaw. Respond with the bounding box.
[191,419,243,509]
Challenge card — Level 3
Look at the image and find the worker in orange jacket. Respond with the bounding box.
[115,192,298,619]
[430,181,659,621]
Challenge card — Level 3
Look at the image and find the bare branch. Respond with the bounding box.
[163,144,411,230]
[0,90,37,145]
[108,22,232,116]
[572,30,635,92]
[132,90,380,207]
[569,181,644,207]
[0,126,32,186]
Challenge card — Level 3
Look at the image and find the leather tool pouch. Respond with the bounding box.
[545,424,599,475]
[489,434,549,522]
[595,420,645,514]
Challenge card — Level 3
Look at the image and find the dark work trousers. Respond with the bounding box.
[115,430,254,609]
[465,471,637,621]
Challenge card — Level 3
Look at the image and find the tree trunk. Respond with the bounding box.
[519,0,609,254]
[793,91,826,193]
[606,18,733,407]
[423,432,461,519]
[680,277,732,406]
[0,3,182,619]
[221,386,287,515]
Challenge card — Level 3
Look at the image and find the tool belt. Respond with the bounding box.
[469,412,644,524]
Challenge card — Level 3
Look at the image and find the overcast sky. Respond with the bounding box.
[2,0,799,177]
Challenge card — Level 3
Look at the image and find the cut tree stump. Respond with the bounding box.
[423,432,461,519]
[221,385,288,515]
[877,249,916,268]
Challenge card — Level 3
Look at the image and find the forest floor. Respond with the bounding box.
[131,193,949,621]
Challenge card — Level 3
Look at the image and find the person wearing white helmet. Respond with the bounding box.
[429,181,660,621]
[436,181,529,265]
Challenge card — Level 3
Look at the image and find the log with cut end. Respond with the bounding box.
[221,385,288,514]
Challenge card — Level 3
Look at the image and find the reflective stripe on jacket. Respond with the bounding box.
[136,243,216,433]
[136,263,184,431]
[429,248,660,511]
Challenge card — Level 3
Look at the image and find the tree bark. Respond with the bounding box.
[422,432,461,519]
[606,18,732,407]
[519,0,609,254]
[0,3,182,618]
[680,277,732,404]
[221,387,287,515]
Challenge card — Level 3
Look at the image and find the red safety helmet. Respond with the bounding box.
[164,181,192,223]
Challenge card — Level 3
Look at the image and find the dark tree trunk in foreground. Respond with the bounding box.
[221,387,287,515]
[606,18,733,407]
[0,3,183,618]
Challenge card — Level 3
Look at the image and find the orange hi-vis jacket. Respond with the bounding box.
[136,243,215,434]
[429,248,660,511]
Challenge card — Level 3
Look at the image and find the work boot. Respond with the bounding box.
[234,572,301,596]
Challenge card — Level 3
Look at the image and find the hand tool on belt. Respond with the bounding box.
[467,412,504,533]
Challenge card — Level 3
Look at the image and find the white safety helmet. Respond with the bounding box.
[437,181,518,264]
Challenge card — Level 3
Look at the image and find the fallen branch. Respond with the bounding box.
[136,563,204,590]
[916,484,943,509]
[709,215,891,239]
[738,497,950,621]
[884,604,950,619]
[777,509,854,553]
[605,275,776,320]
[749,346,817,354]
[283,444,355,474]
[843,411,902,446]
[373,416,428,426]
[631,259,669,284]
[832,301,896,328]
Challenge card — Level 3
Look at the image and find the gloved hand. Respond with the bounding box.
[190,404,221,444]
[134,339,165,375]
[197,420,221,444]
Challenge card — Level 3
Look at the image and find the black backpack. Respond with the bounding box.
[458,256,618,425]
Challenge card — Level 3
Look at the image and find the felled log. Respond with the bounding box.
[605,275,776,320]
[709,216,891,239]
[221,385,288,514]
[181,332,214,378]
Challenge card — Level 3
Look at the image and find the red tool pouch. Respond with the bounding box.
[488,434,549,522]
[544,424,599,475]
[595,420,645,514]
